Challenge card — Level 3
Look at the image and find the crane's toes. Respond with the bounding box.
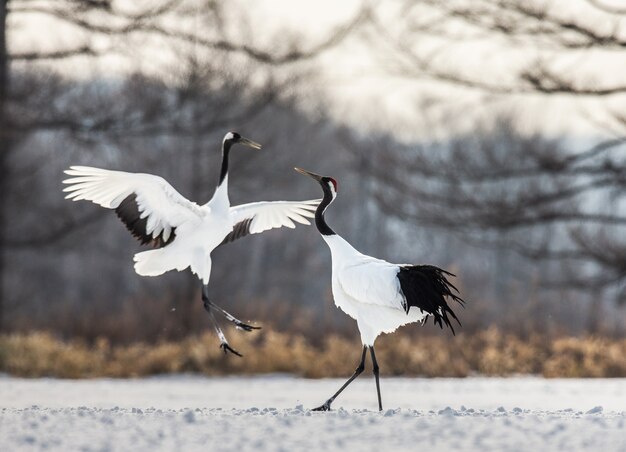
[235,321,262,332]
[220,342,243,357]
[312,402,332,412]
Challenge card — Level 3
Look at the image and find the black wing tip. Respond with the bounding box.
[115,193,175,248]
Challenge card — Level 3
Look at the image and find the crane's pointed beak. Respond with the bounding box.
[294,167,323,182]
[239,137,262,150]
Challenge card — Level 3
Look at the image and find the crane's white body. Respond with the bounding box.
[296,167,463,411]
[133,177,232,283]
[323,235,428,346]
[63,167,318,284]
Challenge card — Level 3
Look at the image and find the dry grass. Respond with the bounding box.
[0,328,624,379]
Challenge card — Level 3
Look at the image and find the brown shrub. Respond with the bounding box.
[542,337,626,378]
[0,329,624,378]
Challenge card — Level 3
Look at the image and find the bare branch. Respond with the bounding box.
[10,46,98,61]
[376,1,626,96]
[585,0,626,15]
[521,66,626,96]
[138,6,370,65]
[14,2,368,65]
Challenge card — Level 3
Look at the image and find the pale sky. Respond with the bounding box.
[11,0,626,142]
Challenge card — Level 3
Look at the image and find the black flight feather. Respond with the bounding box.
[115,193,175,248]
[397,265,465,335]
[220,218,253,246]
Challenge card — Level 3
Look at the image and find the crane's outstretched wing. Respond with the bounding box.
[63,166,203,247]
[221,199,320,245]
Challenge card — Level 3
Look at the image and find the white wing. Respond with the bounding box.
[222,199,320,244]
[337,256,405,310]
[62,166,203,245]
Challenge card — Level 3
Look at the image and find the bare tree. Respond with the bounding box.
[360,0,626,304]
[0,0,368,330]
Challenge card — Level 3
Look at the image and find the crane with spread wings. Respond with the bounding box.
[63,132,319,356]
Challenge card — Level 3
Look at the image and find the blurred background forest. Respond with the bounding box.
[1,0,625,374]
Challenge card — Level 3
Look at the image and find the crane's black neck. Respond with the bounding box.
[218,139,233,186]
[316,184,336,236]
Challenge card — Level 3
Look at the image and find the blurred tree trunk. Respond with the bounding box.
[0,0,8,331]
[586,289,603,334]
[181,89,204,334]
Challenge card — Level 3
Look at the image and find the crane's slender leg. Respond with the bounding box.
[202,285,260,332]
[208,301,261,332]
[369,346,383,411]
[312,346,368,411]
[202,297,242,357]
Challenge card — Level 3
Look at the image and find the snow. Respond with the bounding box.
[1,375,625,451]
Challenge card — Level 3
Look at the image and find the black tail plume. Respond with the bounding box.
[397,265,465,335]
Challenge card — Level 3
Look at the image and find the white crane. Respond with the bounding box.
[61,132,319,356]
[295,167,465,411]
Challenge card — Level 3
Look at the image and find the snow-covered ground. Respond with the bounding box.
[1,375,625,451]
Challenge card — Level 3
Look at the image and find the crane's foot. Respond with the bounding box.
[234,320,262,332]
[220,342,242,357]
[312,401,332,412]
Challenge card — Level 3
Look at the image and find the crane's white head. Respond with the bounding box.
[294,167,338,199]
[223,131,262,150]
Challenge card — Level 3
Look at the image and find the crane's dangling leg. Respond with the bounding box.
[208,301,262,332]
[312,346,368,411]
[202,285,261,332]
[370,346,383,411]
[202,297,242,357]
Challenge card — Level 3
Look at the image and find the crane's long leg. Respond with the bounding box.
[203,304,242,357]
[312,346,368,412]
[202,285,261,332]
[370,346,383,411]
[208,300,261,332]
